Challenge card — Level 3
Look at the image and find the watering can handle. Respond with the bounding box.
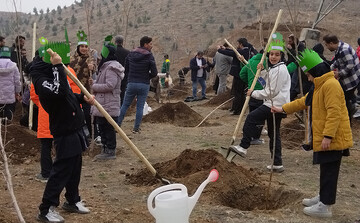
[147,183,187,215]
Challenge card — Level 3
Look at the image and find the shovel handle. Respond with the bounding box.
[230,9,283,145]
[47,49,158,176]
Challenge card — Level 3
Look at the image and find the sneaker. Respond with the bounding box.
[62,200,90,214]
[250,138,265,145]
[94,136,102,146]
[353,109,360,118]
[35,173,49,183]
[229,145,247,157]
[132,128,141,134]
[94,151,116,160]
[302,195,320,207]
[37,206,64,223]
[261,129,268,135]
[266,165,284,173]
[303,201,332,218]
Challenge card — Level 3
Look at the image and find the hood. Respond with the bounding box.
[30,56,53,80]
[101,60,125,77]
[129,47,151,62]
[0,58,18,75]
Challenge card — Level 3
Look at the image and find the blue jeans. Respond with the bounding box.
[117,82,149,130]
[192,77,206,98]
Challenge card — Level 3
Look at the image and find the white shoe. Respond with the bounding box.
[94,136,102,146]
[302,195,320,207]
[303,201,332,218]
[37,206,65,222]
[229,145,247,157]
[261,129,268,135]
[62,200,90,214]
[250,138,265,145]
[353,109,360,118]
[266,165,284,173]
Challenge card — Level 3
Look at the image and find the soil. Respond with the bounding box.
[1,83,360,223]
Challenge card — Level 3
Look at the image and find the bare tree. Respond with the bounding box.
[122,0,136,47]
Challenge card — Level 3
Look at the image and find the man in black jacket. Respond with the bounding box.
[114,35,130,105]
[217,38,251,115]
[31,45,93,222]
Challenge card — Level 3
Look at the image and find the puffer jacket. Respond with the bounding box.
[91,60,124,117]
[283,72,353,152]
[125,47,157,85]
[0,58,21,104]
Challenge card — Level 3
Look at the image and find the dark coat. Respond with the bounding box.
[125,47,157,85]
[190,56,207,82]
[217,47,251,79]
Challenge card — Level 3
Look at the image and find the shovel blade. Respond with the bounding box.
[219,146,230,158]
[226,151,237,162]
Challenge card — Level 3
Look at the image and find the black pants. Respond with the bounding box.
[39,154,82,216]
[0,102,16,121]
[249,98,264,139]
[97,116,117,151]
[240,105,285,165]
[344,87,356,121]
[213,75,219,94]
[320,159,341,205]
[231,78,246,113]
[40,138,53,178]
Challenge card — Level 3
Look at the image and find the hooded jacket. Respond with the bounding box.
[283,72,353,151]
[0,58,21,104]
[125,47,157,85]
[91,60,124,117]
[30,57,85,138]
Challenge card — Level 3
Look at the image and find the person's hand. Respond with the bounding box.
[237,54,245,62]
[321,137,332,150]
[333,70,339,79]
[15,93,22,102]
[246,89,253,96]
[257,63,264,70]
[89,77,94,86]
[84,95,95,105]
[271,106,283,113]
[88,63,94,71]
[50,52,62,65]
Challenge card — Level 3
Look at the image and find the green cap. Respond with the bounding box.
[77,30,88,46]
[297,49,323,73]
[0,46,11,58]
[101,35,115,58]
[267,32,285,52]
[44,41,71,64]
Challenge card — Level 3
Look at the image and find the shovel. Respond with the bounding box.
[47,49,171,185]
[219,9,283,162]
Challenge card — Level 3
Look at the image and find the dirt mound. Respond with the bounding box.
[142,102,205,127]
[202,90,233,107]
[281,116,306,150]
[166,85,191,100]
[1,123,40,164]
[126,149,302,211]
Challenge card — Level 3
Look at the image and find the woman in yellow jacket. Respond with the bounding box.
[272,49,353,218]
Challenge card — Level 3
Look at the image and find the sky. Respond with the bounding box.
[0,0,75,14]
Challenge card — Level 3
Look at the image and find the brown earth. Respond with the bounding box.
[1,82,360,223]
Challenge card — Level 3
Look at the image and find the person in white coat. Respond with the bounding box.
[230,33,291,172]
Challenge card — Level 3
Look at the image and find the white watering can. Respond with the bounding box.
[147,169,219,223]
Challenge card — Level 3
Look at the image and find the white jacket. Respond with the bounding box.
[251,62,291,108]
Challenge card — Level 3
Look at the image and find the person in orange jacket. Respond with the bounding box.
[30,53,81,183]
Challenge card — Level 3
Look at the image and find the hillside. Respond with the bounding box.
[1,0,360,72]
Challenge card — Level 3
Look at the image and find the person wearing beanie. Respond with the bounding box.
[230,33,291,173]
[0,46,21,123]
[272,49,352,218]
[91,36,124,160]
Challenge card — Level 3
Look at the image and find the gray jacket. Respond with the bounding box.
[91,60,124,117]
[214,52,233,75]
[0,58,21,104]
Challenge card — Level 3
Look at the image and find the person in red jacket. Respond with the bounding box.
[31,51,81,183]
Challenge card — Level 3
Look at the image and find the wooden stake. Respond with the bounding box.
[29,22,36,130]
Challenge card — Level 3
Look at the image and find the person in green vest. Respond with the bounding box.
[160,54,170,87]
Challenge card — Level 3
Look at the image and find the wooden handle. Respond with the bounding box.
[46,48,158,176]
[230,9,283,145]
